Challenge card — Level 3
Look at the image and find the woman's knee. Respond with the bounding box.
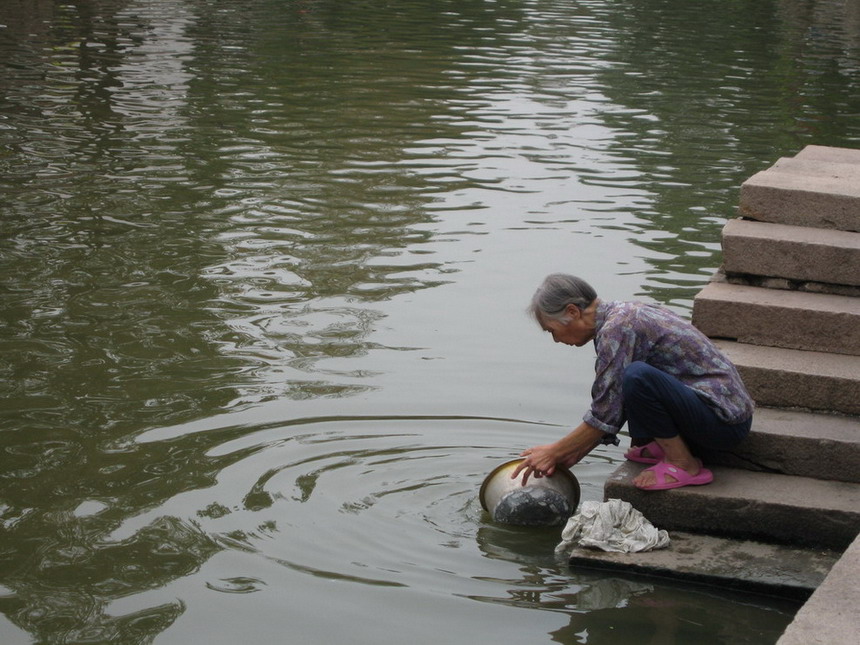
[622,361,654,399]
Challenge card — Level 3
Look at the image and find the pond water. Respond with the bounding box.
[2,0,859,643]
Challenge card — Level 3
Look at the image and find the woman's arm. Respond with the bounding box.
[511,422,605,485]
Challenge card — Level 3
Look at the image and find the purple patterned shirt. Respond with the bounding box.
[584,300,754,443]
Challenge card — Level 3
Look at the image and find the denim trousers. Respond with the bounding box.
[621,361,751,452]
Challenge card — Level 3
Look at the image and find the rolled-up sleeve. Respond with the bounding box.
[582,325,636,444]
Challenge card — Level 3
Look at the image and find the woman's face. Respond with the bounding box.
[539,307,594,347]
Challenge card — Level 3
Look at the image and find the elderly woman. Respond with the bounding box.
[512,273,754,490]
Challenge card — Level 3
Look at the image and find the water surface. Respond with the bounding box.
[2,0,859,643]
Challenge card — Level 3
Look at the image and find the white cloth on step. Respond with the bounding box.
[555,498,670,555]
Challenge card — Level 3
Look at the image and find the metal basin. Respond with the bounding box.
[479,459,580,527]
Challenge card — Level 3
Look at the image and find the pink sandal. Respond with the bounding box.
[625,441,666,464]
[634,460,713,491]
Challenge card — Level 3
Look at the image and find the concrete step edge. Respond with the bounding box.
[705,407,860,483]
[738,169,860,232]
[794,144,860,165]
[723,273,860,299]
[721,218,860,289]
[768,156,860,179]
[713,340,860,416]
[776,532,860,645]
[713,340,860,377]
[696,277,860,312]
[740,166,860,199]
[566,531,839,600]
[605,462,860,549]
[692,279,860,356]
[723,217,860,250]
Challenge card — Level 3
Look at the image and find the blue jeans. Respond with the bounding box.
[621,361,751,453]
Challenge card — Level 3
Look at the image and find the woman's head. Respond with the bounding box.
[529,273,598,324]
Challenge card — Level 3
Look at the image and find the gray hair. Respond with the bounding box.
[529,273,598,322]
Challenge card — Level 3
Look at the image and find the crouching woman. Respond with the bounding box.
[512,273,754,490]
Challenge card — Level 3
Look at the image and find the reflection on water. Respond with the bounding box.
[1,0,858,643]
[588,0,860,305]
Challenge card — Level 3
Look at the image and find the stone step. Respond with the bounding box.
[794,144,860,165]
[605,462,860,550]
[721,217,860,289]
[713,340,860,416]
[725,274,860,299]
[776,532,860,645]
[770,155,860,179]
[692,278,860,356]
[566,531,839,601]
[702,407,860,484]
[739,156,860,233]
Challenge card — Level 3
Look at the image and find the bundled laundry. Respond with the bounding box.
[555,498,670,554]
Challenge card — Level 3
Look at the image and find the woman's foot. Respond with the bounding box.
[630,435,703,488]
[633,459,713,490]
[625,441,665,464]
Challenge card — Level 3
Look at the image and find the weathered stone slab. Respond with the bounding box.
[721,218,860,288]
[703,407,860,483]
[724,274,860,298]
[794,144,860,165]
[777,532,860,644]
[605,462,860,550]
[770,155,860,180]
[692,278,860,355]
[713,340,860,416]
[567,531,838,600]
[739,160,860,232]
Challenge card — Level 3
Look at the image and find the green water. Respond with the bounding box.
[2,0,858,643]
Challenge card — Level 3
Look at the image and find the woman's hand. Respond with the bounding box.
[511,443,561,485]
[511,423,605,485]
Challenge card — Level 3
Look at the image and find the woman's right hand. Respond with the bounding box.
[510,423,605,485]
[511,443,561,485]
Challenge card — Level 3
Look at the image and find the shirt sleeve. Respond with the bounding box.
[582,323,638,440]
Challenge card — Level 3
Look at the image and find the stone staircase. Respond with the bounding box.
[593,146,860,637]
[605,145,860,551]
[605,146,860,550]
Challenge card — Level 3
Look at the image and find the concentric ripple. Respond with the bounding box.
[77,414,797,644]
[118,415,607,595]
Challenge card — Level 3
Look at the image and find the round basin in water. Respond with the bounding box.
[479,459,580,527]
